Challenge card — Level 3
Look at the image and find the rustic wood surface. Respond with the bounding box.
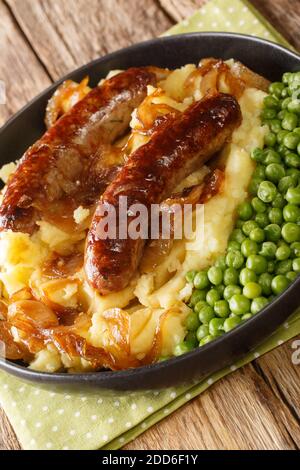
[0,0,300,451]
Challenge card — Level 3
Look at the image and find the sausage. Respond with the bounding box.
[0,68,158,234]
[85,93,242,294]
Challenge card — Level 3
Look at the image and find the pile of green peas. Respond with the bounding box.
[174,70,300,357]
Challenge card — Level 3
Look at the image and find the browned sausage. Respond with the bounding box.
[85,93,242,294]
[0,68,158,234]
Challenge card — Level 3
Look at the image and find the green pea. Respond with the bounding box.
[281,96,292,109]
[246,254,268,274]
[207,266,223,286]
[259,241,277,259]
[258,273,273,296]
[282,73,292,85]
[261,108,277,120]
[276,244,291,260]
[174,341,194,356]
[241,313,253,321]
[230,228,246,244]
[291,242,300,257]
[269,82,285,97]
[223,315,242,332]
[285,187,300,205]
[251,148,265,162]
[196,324,209,342]
[250,296,269,314]
[264,132,277,147]
[264,224,282,242]
[255,212,269,228]
[227,240,241,252]
[239,268,257,286]
[287,99,300,114]
[185,311,200,331]
[253,165,266,179]
[215,284,225,296]
[278,175,297,193]
[264,149,281,165]
[243,282,262,299]
[264,95,280,109]
[198,305,215,325]
[265,163,285,183]
[269,119,282,134]
[206,289,220,306]
[236,218,245,228]
[285,152,300,169]
[194,300,208,314]
[213,300,229,318]
[249,177,263,195]
[215,255,226,271]
[282,112,298,131]
[199,335,216,346]
[194,271,210,290]
[276,259,292,274]
[209,318,225,336]
[284,132,300,150]
[237,201,253,221]
[250,227,265,243]
[223,268,239,286]
[225,251,244,269]
[251,197,267,213]
[272,193,286,209]
[283,204,300,223]
[258,181,277,203]
[223,284,242,300]
[292,257,300,272]
[282,222,300,243]
[268,207,283,225]
[242,220,258,236]
[267,261,276,273]
[286,271,297,282]
[185,270,198,283]
[241,239,258,257]
[281,88,289,98]
[229,294,250,315]
[277,129,289,144]
[271,275,289,295]
[190,289,207,306]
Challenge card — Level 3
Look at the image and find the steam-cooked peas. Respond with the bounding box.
[199,335,215,346]
[265,224,282,242]
[272,193,286,209]
[251,148,265,162]
[277,129,289,144]
[268,207,283,225]
[242,220,258,236]
[196,324,209,342]
[270,120,282,134]
[206,289,220,306]
[292,258,300,272]
[174,341,193,356]
[246,254,268,274]
[285,152,300,168]
[276,259,292,274]
[243,282,262,299]
[259,241,277,258]
[194,271,210,290]
[253,165,266,179]
[185,270,197,283]
[215,255,226,270]
[216,284,225,296]
[251,297,269,314]
[258,273,273,296]
[223,315,242,332]
[282,113,298,131]
[255,212,269,228]
[239,268,257,286]
[209,318,225,336]
[264,95,280,109]
[276,244,291,260]
[265,132,277,147]
[227,240,241,251]
[284,132,300,149]
[265,163,285,183]
[264,150,282,165]
[185,312,200,331]
[261,108,277,120]
[269,82,285,97]
[283,204,300,222]
[287,271,297,281]
[250,227,265,243]
[286,187,300,205]
[237,201,253,220]
[288,99,300,114]
[207,266,223,285]
[194,300,207,314]
[291,242,300,257]
[229,294,250,315]
[214,300,230,317]
[251,197,267,213]
[271,275,289,294]
[241,239,258,257]
[258,181,277,203]
[223,284,242,300]
[223,268,239,286]
[185,331,198,347]
[190,289,207,306]
[282,222,300,243]
[230,228,246,244]
[198,305,215,325]
[278,175,297,193]
[249,177,263,195]
[226,251,244,269]
[268,260,276,273]
[282,97,292,109]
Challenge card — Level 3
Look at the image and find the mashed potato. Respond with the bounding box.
[0,63,267,372]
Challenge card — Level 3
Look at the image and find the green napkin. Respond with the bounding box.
[0,0,299,451]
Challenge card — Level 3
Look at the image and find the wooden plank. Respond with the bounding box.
[126,361,300,450]
[6,0,173,81]
[0,1,51,127]
[0,409,20,450]
[159,0,300,50]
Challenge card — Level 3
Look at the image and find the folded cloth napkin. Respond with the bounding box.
[0,0,298,451]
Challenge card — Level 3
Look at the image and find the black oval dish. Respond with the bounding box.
[0,33,300,392]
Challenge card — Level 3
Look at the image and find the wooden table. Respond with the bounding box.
[1,0,300,451]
